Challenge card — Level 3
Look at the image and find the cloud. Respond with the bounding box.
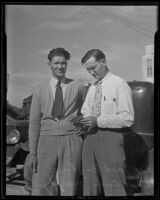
[114,6,136,15]
[100,6,156,17]
[101,41,144,81]
[34,6,113,31]
[67,66,93,82]
[35,20,85,31]
[93,6,157,31]
[94,6,135,15]
[20,5,33,12]
[103,41,144,60]
[7,72,51,107]
[37,49,51,56]
[11,5,83,18]
[71,43,81,49]
[137,6,157,14]
[97,18,114,26]
[8,72,50,88]
[71,56,81,64]
[51,6,83,19]
[36,49,82,65]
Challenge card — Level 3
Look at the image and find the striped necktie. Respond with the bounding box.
[52,80,64,119]
[91,81,102,117]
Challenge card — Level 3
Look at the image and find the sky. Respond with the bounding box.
[6,5,157,107]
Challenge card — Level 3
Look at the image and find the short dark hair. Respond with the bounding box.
[48,47,71,62]
[81,49,106,64]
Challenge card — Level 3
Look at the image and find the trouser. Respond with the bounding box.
[32,134,82,196]
[82,130,126,196]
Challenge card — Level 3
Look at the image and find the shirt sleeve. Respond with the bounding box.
[29,88,41,155]
[76,85,88,116]
[97,81,135,128]
[81,87,93,118]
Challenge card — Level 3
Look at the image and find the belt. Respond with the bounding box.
[98,127,131,133]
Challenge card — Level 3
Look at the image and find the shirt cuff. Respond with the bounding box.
[97,116,108,128]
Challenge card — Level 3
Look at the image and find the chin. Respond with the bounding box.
[57,74,65,78]
[94,76,100,80]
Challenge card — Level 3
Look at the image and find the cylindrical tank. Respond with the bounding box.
[126,81,154,196]
[128,81,154,149]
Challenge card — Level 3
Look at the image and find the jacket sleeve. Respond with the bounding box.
[29,88,41,155]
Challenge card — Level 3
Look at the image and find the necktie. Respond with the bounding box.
[91,81,102,117]
[52,80,64,119]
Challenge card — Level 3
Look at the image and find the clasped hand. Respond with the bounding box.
[80,116,97,128]
[72,116,97,135]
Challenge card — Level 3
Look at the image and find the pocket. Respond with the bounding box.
[102,96,117,114]
[37,136,47,156]
[103,101,116,114]
[70,134,83,153]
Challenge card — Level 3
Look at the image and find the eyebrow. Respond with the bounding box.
[87,65,97,69]
[53,61,67,64]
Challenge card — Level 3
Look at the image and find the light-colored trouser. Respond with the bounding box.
[82,130,126,196]
[32,134,82,196]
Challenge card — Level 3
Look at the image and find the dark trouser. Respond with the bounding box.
[82,130,126,196]
[32,134,82,196]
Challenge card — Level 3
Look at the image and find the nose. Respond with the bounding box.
[90,70,95,76]
[57,64,63,68]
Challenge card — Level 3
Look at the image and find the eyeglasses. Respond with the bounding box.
[85,63,99,74]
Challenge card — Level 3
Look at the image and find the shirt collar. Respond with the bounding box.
[93,71,112,85]
[100,71,112,83]
[50,76,66,87]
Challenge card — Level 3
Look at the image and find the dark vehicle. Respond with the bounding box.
[6,96,32,181]
[6,82,154,196]
[125,81,154,196]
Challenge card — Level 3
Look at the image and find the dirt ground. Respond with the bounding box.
[6,167,30,196]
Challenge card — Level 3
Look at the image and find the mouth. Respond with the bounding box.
[57,70,64,74]
[93,73,98,78]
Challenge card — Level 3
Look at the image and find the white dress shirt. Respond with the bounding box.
[81,72,135,128]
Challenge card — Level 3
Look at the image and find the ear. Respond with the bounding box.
[102,58,106,64]
[99,58,106,64]
[47,61,51,67]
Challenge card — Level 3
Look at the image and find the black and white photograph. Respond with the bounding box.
[2,3,158,197]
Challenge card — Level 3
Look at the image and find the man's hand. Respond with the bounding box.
[72,126,88,136]
[29,154,38,173]
[71,116,84,125]
[80,116,97,128]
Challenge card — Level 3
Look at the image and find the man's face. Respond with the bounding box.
[49,56,68,79]
[84,56,108,80]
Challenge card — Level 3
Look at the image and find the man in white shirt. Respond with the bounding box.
[80,49,135,196]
